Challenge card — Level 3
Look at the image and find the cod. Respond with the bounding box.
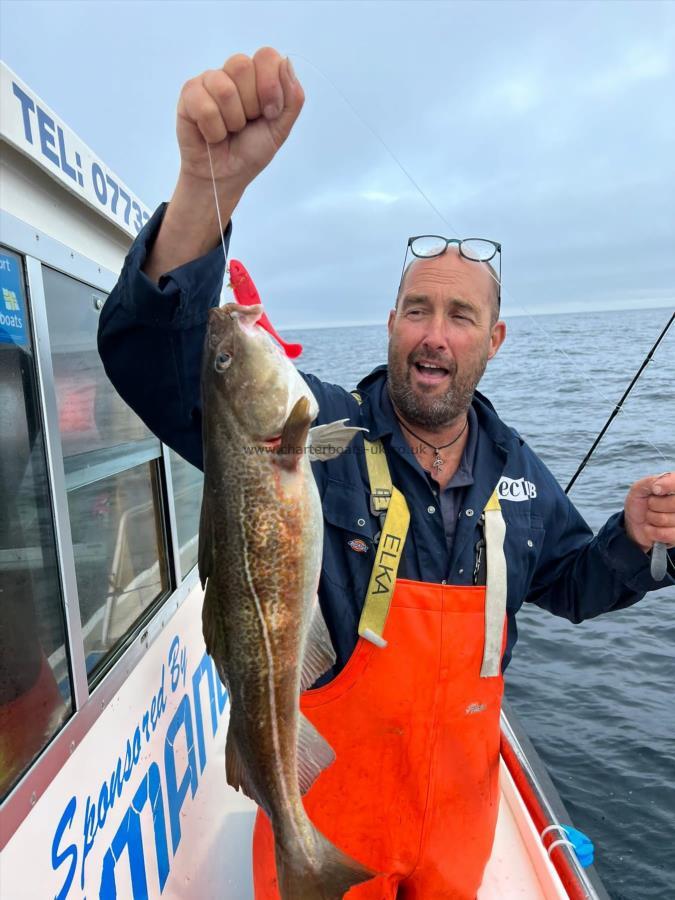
[199,303,373,899]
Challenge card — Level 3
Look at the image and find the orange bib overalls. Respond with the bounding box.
[253,535,506,896]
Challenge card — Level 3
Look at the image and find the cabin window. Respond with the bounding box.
[0,247,72,800]
[169,448,203,577]
[41,266,171,685]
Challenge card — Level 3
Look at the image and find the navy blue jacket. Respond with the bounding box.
[98,204,672,676]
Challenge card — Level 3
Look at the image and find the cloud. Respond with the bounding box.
[490,77,543,115]
[2,0,673,326]
[361,190,399,204]
[587,45,672,97]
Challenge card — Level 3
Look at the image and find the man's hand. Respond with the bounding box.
[624,472,675,553]
[177,49,304,193]
[144,48,304,283]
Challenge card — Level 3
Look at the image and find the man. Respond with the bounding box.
[98,48,674,899]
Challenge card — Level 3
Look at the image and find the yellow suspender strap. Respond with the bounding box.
[480,488,508,678]
[359,488,410,647]
[351,392,410,647]
[364,439,394,515]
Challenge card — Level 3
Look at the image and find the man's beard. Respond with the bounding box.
[387,345,488,430]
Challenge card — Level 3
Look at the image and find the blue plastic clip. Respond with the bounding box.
[562,825,595,868]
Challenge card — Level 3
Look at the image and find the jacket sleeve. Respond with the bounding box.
[97,203,355,471]
[525,455,674,621]
[97,203,229,471]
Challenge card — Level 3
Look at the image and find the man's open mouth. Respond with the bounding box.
[412,361,450,383]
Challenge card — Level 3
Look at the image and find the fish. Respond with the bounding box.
[198,301,374,899]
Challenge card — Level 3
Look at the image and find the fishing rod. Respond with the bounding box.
[564,308,674,580]
[565,309,674,494]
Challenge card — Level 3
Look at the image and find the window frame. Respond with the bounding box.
[0,211,198,845]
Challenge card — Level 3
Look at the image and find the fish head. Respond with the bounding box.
[203,303,317,442]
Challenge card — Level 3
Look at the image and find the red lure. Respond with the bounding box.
[228,260,303,359]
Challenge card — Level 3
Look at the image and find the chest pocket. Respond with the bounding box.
[321,477,375,591]
[503,512,546,606]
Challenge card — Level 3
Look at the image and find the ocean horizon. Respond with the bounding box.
[276,301,675,332]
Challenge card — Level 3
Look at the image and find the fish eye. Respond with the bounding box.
[215,351,232,373]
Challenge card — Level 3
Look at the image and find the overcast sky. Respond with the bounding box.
[1,0,674,327]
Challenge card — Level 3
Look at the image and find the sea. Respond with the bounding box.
[284,305,675,900]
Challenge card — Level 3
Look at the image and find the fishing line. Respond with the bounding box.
[284,53,672,472]
[206,142,230,267]
[206,54,672,472]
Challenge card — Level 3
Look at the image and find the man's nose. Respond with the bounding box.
[422,313,450,350]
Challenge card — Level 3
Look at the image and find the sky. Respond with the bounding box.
[1,0,674,328]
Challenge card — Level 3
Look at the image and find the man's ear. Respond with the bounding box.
[487,320,507,360]
[387,308,396,337]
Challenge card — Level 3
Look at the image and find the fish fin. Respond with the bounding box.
[300,601,336,691]
[201,580,229,681]
[225,725,271,816]
[297,713,335,795]
[276,826,376,900]
[276,396,313,471]
[308,419,368,463]
[212,657,229,694]
[198,488,212,589]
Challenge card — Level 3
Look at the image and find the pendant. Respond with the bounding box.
[432,451,443,470]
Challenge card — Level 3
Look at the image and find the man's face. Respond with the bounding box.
[387,249,506,429]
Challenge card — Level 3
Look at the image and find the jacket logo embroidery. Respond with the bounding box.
[497,476,537,501]
[348,538,369,554]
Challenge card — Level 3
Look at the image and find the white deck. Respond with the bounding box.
[180,755,572,899]
[479,759,568,899]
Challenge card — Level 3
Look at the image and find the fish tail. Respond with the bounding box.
[276,825,375,900]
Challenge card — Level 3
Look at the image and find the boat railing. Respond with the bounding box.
[501,699,612,900]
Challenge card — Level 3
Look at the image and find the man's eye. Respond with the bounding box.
[407,308,424,317]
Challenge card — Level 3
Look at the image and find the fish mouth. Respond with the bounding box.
[209,302,265,333]
[229,303,264,332]
[206,306,264,356]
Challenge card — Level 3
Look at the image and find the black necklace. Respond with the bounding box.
[393,412,468,472]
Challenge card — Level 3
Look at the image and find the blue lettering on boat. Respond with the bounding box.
[50,637,228,898]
